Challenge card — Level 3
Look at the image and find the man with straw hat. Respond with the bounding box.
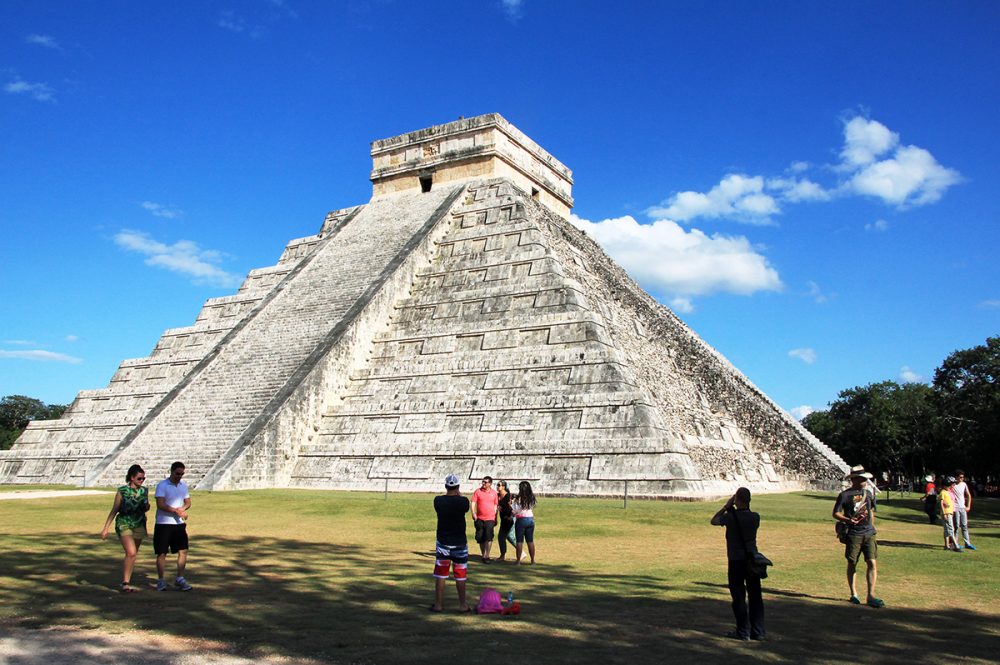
[833,465,885,608]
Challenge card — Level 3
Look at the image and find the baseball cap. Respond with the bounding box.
[444,474,460,488]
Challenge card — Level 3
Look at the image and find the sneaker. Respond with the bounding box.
[725,631,750,641]
[965,543,977,551]
[156,579,168,592]
[849,595,861,605]
[174,577,193,592]
[867,597,885,608]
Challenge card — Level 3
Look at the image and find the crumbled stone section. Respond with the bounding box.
[0,209,357,485]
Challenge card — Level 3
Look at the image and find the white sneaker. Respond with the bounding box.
[174,577,193,591]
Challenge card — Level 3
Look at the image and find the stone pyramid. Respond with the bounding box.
[0,114,846,496]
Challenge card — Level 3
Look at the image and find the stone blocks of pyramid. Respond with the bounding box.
[0,114,846,495]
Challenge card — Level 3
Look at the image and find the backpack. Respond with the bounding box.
[476,588,504,614]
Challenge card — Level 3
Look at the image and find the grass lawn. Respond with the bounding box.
[1,488,997,664]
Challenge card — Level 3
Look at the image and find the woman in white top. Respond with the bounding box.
[513,481,537,565]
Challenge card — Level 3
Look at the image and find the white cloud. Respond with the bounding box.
[647,174,780,224]
[114,230,242,288]
[501,0,524,19]
[981,299,1000,309]
[670,297,694,314]
[0,349,82,364]
[806,281,828,304]
[899,366,924,383]
[569,214,783,300]
[2,340,37,346]
[788,348,817,364]
[25,34,61,50]
[840,117,899,167]
[790,405,815,420]
[4,80,55,102]
[65,334,79,342]
[849,144,962,206]
[646,114,959,226]
[767,177,832,203]
[141,201,184,219]
[218,11,248,33]
[865,219,889,232]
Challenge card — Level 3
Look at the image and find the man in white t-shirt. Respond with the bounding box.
[153,461,193,591]
[952,470,976,551]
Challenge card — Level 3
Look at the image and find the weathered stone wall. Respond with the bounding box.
[203,185,467,489]
[286,179,706,496]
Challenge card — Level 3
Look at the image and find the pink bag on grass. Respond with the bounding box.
[476,588,504,614]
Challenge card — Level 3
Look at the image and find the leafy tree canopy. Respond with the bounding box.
[0,395,67,450]
[802,335,999,478]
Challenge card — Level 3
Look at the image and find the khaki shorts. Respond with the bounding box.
[845,534,877,563]
[118,525,148,540]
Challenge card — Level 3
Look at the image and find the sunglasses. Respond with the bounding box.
[135,476,145,481]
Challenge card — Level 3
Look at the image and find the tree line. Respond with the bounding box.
[0,395,68,450]
[802,336,999,484]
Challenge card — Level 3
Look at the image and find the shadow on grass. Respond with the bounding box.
[878,540,940,550]
[1,533,998,665]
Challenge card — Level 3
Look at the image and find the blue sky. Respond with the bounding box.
[2,1,998,421]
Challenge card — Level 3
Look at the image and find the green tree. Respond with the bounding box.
[802,381,939,479]
[0,395,68,450]
[933,336,1000,475]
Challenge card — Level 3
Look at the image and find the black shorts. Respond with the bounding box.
[153,523,189,555]
[474,519,496,543]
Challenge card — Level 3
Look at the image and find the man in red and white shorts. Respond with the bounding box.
[431,474,470,612]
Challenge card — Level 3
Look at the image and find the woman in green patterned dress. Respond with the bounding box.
[100,464,150,593]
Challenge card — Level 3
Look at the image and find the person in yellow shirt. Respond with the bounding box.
[939,477,961,552]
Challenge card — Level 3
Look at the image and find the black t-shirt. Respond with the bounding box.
[719,509,760,561]
[834,489,876,537]
[434,494,470,545]
[498,493,513,520]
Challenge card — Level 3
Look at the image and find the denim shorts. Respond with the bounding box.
[515,517,535,544]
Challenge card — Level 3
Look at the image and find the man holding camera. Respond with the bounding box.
[711,487,764,641]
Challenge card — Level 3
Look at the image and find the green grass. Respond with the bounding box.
[1,490,997,664]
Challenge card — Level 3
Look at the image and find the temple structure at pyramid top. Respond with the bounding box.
[0,113,847,496]
[369,114,574,218]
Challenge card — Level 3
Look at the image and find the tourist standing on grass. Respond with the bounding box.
[938,476,961,552]
[100,464,150,593]
[710,487,764,641]
[154,461,193,592]
[432,474,471,612]
[471,475,499,563]
[951,470,976,551]
[921,474,937,524]
[833,465,884,608]
[513,481,537,565]
[495,480,517,561]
